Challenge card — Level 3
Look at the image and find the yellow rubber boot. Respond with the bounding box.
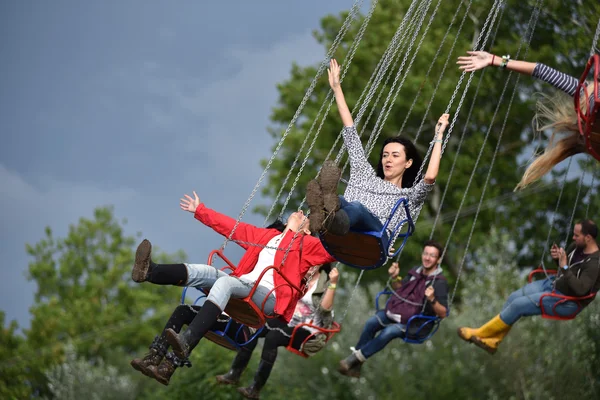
[457,314,507,341]
[458,315,512,355]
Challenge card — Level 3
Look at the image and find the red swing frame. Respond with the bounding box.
[574,53,600,162]
[285,321,341,358]
[527,268,597,320]
[201,249,304,329]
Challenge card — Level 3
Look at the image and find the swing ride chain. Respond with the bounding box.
[401,0,472,140]
[565,169,587,245]
[450,0,543,305]
[540,157,573,271]
[586,168,597,218]
[365,0,436,157]
[277,0,381,219]
[221,0,364,251]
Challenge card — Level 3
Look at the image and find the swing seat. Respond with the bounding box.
[527,268,597,320]
[204,316,264,352]
[285,321,341,358]
[575,53,600,162]
[320,197,415,270]
[181,249,303,329]
[375,290,446,344]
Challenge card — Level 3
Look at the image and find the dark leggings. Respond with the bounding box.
[159,304,229,341]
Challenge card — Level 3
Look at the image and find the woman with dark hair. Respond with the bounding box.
[307,59,449,253]
[457,50,599,189]
[215,264,339,399]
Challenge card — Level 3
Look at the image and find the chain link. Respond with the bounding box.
[221,0,364,251]
[450,0,543,305]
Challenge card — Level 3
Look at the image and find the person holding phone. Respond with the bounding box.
[457,219,600,355]
[337,240,449,378]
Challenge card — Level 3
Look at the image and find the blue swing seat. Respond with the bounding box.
[375,289,447,344]
[320,197,415,270]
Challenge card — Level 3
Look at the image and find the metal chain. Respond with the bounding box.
[220,0,364,251]
[365,0,437,157]
[450,0,543,305]
[339,269,365,324]
[540,158,573,267]
[591,17,600,56]
[586,167,597,218]
[276,0,382,219]
[400,0,472,138]
[565,168,587,244]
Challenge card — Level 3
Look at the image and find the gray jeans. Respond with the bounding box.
[184,263,276,315]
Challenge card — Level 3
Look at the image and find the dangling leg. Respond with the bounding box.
[457,279,553,354]
[166,276,276,359]
[131,304,200,379]
[339,311,389,377]
[215,328,264,385]
[131,239,188,285]
[237,323,290,400]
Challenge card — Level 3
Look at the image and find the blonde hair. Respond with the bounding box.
[515,87,598,190]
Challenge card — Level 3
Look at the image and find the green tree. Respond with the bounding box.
[1,206,186,396]
[0,312,32,399]
[260,0,600,285]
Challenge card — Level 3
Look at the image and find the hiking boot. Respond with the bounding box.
[152,351,192,386]
[306,179,325,232]
[338,351,364,378]
[165,328,193,359]
[215,347,253,385]
[130,336,167,377]
[132,239,153,283]
[323,209,350,236]
[319,160,341,213]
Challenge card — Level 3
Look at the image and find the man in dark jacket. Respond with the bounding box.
[338,240,449,378]
[458,219,600,355]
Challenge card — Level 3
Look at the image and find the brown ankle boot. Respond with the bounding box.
[152,352,191,386]
[319,160,341,213]
[130,336,167,377]
[338,350,364,378]
[306,180,325,232]
[132,239,153,282]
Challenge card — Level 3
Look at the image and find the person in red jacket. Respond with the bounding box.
[130,190,336,383]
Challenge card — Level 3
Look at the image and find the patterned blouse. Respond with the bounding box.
[342,125,434,236]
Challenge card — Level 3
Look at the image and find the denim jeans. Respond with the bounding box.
[354,310,406,359]
[184,263,276,315]
[499,277,580,325]
[339,196,389,247]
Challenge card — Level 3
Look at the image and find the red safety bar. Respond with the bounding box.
[285,321,342,358]
[528,268,597,320]
[205,249,304,329]
[574,54,600,162]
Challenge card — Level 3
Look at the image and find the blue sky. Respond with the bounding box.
[0,0,358,330]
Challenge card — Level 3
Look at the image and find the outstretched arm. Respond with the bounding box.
[329,58,354,127]
[319,268,339,311]
[457,50,580,96]
[457,50,536,75]
[423,114,450,184]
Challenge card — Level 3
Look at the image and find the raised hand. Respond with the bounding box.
[329,267,339,284]
[388,262,400,279]
[550,243,560,260]
[436,113,450,135]
[328,58,341,90]
[457,51,494,72]
[180,191,201,213]
[425,285,436,301]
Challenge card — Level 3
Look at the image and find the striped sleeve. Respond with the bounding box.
[532,63,580,97]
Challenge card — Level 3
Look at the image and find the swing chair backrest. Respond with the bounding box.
[375,289,446,344]
[181,249,304,329]
[575,53,600,162]
[320,197,415,270]
[528,268,597,320]
[285,321,342,358]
